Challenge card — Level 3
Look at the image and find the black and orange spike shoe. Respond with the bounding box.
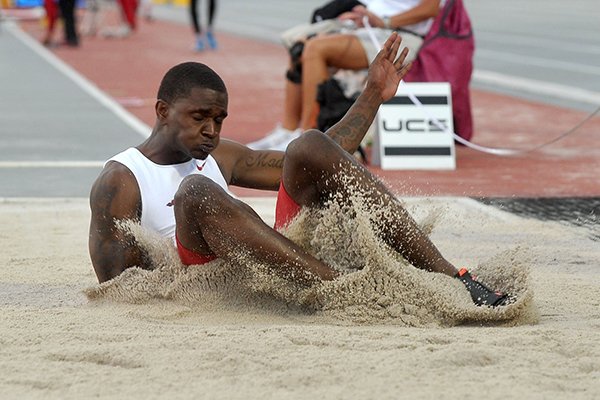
[455,268,509,307]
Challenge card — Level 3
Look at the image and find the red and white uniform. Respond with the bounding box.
[107,147,230,240]
[107,147,301,266]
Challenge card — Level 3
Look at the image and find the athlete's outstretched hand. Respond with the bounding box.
[365,32,412,103]
[324,32,412,154]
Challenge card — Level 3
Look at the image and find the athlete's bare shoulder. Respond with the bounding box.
[89,160,146,282]
[90,160,141,222]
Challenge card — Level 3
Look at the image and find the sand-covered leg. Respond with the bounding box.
[282,130,510,306]
[174,174,338,284]
[282,130,456,276]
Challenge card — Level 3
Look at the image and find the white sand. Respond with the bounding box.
[1,197,599,399]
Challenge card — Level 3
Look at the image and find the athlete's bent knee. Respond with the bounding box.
[175,175,229,215]
[286,129,341,172]
[286,129,326,157]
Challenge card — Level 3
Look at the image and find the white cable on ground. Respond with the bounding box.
[363,16,600,156]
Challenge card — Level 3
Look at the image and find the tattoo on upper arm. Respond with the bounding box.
[244,153,284,169]
[327,87,382,152]
[330,113,369,150]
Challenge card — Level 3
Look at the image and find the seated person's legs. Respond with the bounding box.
[300,33,369,130]
[248,33,369,151]
[299,30,424,131]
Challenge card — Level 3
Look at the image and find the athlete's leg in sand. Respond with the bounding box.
[282,130,457,276]
[173,175,338,284]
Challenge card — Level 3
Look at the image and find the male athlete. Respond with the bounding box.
[89,33,508,306]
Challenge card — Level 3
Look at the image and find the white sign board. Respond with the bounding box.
[373,82,456,170]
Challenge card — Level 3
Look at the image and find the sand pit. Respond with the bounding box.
[1,197,599,399]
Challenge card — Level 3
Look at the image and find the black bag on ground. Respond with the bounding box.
[311,0,363,22]
[316,77,356,132]
[316,75,368,163]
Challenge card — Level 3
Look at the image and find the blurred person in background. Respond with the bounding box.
[248,0,442,151]
[190,0,217,51]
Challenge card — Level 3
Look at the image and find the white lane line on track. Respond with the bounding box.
[476,48,600,76]
[5,21,151,139]
[476,33,600,55]
[473,70,600,106]
[454,197,523,222]
[0,161,104,168]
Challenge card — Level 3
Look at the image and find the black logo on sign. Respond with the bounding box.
[382,119,448,133]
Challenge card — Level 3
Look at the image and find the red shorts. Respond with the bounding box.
[274,181,302,231]
[176,181,301,266]
[176,234,217,266]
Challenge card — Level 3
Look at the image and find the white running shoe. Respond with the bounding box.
[247,125,299,150]
[273,129,302,151]
[100,25,132,39]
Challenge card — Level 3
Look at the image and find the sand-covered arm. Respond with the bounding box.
[88,162,150,283]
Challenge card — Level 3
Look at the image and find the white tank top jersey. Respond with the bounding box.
[107,147,231,240]
[367,0,445,37]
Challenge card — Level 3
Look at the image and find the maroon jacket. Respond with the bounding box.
[404,0,475,140]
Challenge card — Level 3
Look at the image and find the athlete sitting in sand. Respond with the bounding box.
[88,33,508,307]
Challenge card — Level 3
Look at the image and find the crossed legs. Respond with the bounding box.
[283,33,370,131]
